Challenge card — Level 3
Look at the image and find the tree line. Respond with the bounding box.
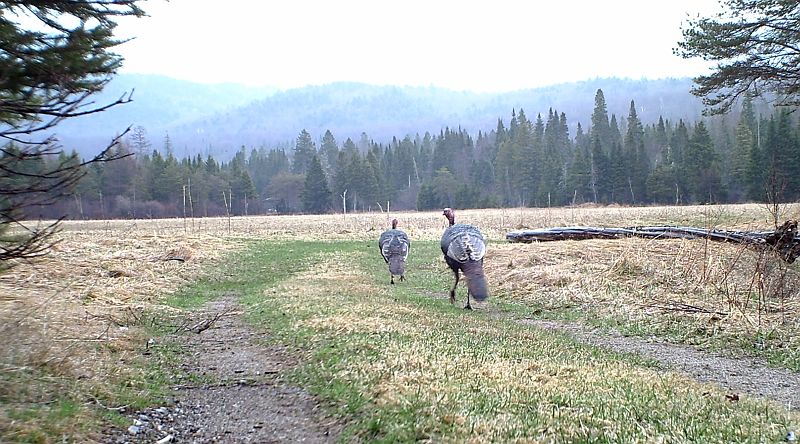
[9,89,798,220]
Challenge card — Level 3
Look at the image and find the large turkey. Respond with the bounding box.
[441,208,488,309]
[378,218,410,284]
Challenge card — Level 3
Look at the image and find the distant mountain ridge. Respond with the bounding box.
[53,74,705,160]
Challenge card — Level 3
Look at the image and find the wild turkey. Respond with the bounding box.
[441,208,488,309]
[378,218,410,284]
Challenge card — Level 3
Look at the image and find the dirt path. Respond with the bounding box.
[102,296,341,444]
[522,318,800,410]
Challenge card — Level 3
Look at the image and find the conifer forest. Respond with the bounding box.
[17,89,799,220]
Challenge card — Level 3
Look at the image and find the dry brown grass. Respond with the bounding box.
[1,202,797,439]
[1,228,242,369]
[477,204,800,364]
[2,203,794,378]
[0,221,246,439]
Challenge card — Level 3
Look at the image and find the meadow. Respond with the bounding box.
[1,203,798,442]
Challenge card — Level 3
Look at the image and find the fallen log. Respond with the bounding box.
[506,220,800,263]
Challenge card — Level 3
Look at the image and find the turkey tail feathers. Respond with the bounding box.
[462,260,488,301]
[388,255,405,277]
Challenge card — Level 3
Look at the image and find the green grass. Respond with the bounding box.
[524,290,800,372]
[169,238,799,443]
[0,340,180,443]
[165,239,349,310]
[5,401,82,443]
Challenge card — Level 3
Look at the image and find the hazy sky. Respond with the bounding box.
[115,0,723,93]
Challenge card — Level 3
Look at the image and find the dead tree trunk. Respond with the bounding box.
[506,220,800,263]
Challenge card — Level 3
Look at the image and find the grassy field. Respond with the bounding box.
[1,203,798,442]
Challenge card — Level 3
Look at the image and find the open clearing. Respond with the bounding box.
[1,204,799,442]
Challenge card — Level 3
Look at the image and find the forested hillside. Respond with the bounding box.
[53,74,277,157]
[53,76,706,160]
[21,87,797,220]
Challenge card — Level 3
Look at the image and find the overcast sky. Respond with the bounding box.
[114,0,723,93]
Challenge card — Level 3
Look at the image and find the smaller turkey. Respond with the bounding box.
[378,218,410,284]
[441,208,488,309]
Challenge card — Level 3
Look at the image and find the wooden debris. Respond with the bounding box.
[175,310,229,334]
[645,300,729,316]
[764,220,800,263]
[506,221,800,263]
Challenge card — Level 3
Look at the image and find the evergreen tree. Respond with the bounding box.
[454,182,482,209]
[730,98,755,200]
[607,141,627,202]
[646,162,679,204]
[157,152,185,208]
[433,127,474,180]
[416,182,439,210]
[320,129,339,173]
[0,0,146,261]
[589,132,609,203]
[230,166,257,215]
[538,109,566,206]
[677,0,800,114]
[590,89,612,151]
[470,158,496,191]
[609,114,623,150]
[431,168,458,208]
[654,117,669,161]
[418,132,435,181]
[334,149,379,211]
[669,120,691,202]
[624,101,648,203]
[392,136,416,190]
[342,137,358,155]
[685,121,721,203]
[495,136,515,205]
[566,145,592,204]
[292,129,316,174]
[101,143,136,198]
[246,148,268,197]
[301,155,331,213]
[163,132,175,158]
[573,122,590,158]
[265,149,290,178]
[363,148,384,206]
[760,110,800,203]
[513,110,539,205]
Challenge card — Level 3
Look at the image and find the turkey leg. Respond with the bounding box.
[449,270,459,304]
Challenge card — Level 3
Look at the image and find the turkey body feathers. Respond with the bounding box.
[441,224,485,262]
[378,229,410,281]
[441,224,488,301]
[379,229,410,262]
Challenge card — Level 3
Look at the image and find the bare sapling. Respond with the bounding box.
[222,190,232,235]
[182,184,187,234]
[341,189,347,218]
[188,177,195,230]
[764,171,788,229]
